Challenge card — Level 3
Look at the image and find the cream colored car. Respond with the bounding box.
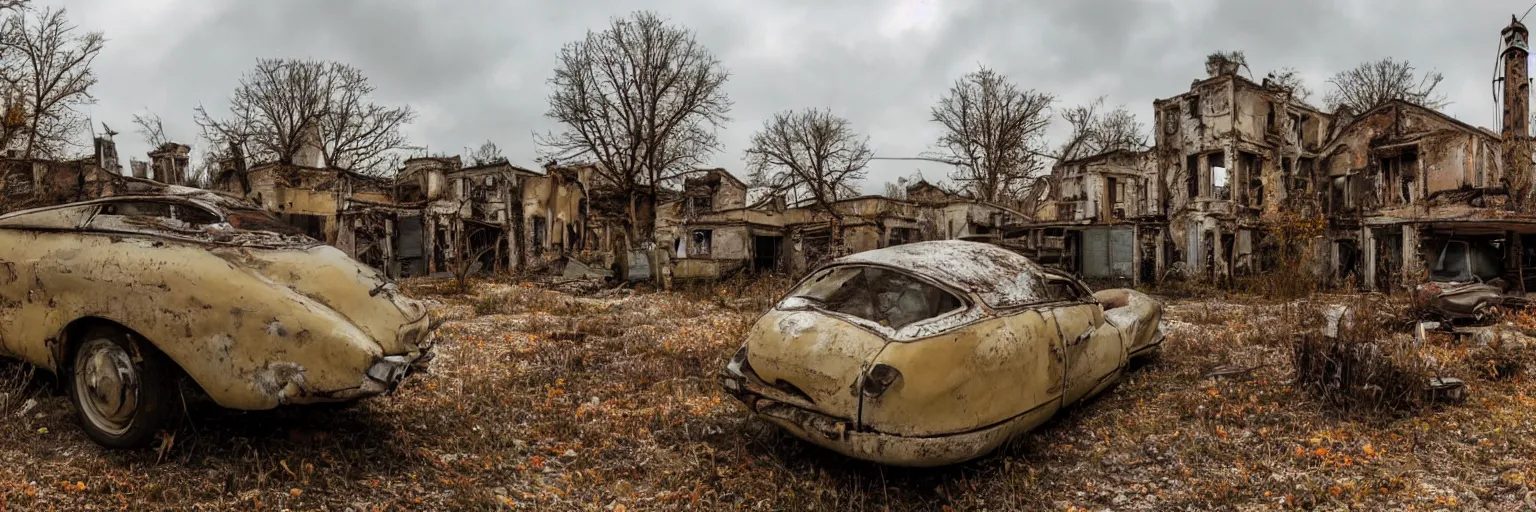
[719,241,1164,467]
[0,189,435,448]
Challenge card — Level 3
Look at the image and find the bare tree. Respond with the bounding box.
[1323,58,1446,113]
[2,7,103,159]
[132,111,167,148]
[539,11,732,244]
[745,108,872,223]
[1206,50,1250,77]
[929,65,1055,203]
[318,63,415,174]
[1265,67,1313,101]
[196,59,416,176]
[466,139,504,166]
[1056,96,1149,163]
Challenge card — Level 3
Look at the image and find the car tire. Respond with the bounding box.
[68,325,180,449]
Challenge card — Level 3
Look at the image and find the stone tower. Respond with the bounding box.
[1502,15,1532,208]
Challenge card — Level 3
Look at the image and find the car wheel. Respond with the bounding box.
[69,326,179,449]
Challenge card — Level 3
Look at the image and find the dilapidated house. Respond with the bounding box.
[657,168,790,278]
[1150,66,1334,282]
[651,168,1026,280]
[0,135,137,215]
[1014,149,1161,284]
[1018,16,1536,295]
[519,163,590,267]
[1318,100,1509,291]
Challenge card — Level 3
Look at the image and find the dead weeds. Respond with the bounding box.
[4,282,1536,510]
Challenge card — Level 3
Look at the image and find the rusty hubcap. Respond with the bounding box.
[74,338,139,435]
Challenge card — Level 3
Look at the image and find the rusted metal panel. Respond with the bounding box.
[720,240,1166,466]
[0,191,434,411]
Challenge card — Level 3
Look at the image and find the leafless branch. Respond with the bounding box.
[745,108,872,216]
[537,11,732,241]
[132,111,167,148]
[466,140,505,166]
[1057,96,1148,163]
[2,6,102,159]
[1323,57,1446,113]
[1265,67,1313,101]
[196,59,416,176]
[928,65,1054,203]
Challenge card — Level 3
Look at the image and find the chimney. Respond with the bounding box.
[294,119,326,168]
[148,142,191,186]
[1503,15,1533,209]
[93,135,121,175]
[1503,15,1529,140]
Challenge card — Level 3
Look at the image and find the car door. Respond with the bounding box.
[1043,272,1126,405]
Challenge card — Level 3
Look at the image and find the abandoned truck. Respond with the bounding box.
[0,189,435,448]
[719,240,1165,466]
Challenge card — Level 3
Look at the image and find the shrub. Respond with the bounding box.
[1290,299,1431,413]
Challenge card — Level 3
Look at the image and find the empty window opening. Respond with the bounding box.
[689,229,713,257]
[1240,152,1261,207]
[1209,151,1228,200]
[1186,154,1199,199]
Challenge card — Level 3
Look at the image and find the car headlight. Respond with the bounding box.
[861,363,902,398]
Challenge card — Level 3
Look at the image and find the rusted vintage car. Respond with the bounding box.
[0,188,435,448]
[1413,238,1531,322]
[719,241,1164,466]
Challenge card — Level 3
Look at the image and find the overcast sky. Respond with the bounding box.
[58,0,1536,193]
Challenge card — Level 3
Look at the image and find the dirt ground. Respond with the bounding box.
[2,279,1536,511]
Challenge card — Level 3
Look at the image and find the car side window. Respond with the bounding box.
[91,200,220,233]
[0,204,97,229]
[1043,274,1089,303]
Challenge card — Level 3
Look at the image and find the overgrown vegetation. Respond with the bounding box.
[1290,297,1434,414]
[4,283,1536,509]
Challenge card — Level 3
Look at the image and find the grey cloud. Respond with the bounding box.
[56,0,1536,193]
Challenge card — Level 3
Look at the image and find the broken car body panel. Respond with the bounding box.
[720,241,1165,467]
[0,190,434,410]
[1414,239,1531,321]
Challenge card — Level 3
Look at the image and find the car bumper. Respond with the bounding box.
[721,357,1039,467]
[287,334,436,404]
[746,396,1021,467]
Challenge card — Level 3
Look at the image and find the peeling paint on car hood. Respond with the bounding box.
[212,244,432,355]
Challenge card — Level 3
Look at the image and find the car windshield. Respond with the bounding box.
[1432,240,1503,282]
[225,209,307,237]
[786,266,965,330]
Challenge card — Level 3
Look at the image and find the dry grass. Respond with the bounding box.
[3,282,1536,509]
[1290,298,1432,413]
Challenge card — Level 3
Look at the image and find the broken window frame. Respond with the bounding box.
[1186,154,1200,199]
[1209,151,1229,201]
[778,264,976,338]
[689,229,713,257]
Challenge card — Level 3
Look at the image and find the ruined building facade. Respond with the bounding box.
[654,169,1026,280]
[1026,17,1536,293]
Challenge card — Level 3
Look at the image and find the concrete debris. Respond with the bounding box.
[1427,377,1467,403]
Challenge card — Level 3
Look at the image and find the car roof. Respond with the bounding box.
[0,187,259,222]
[833,240,1050,308]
